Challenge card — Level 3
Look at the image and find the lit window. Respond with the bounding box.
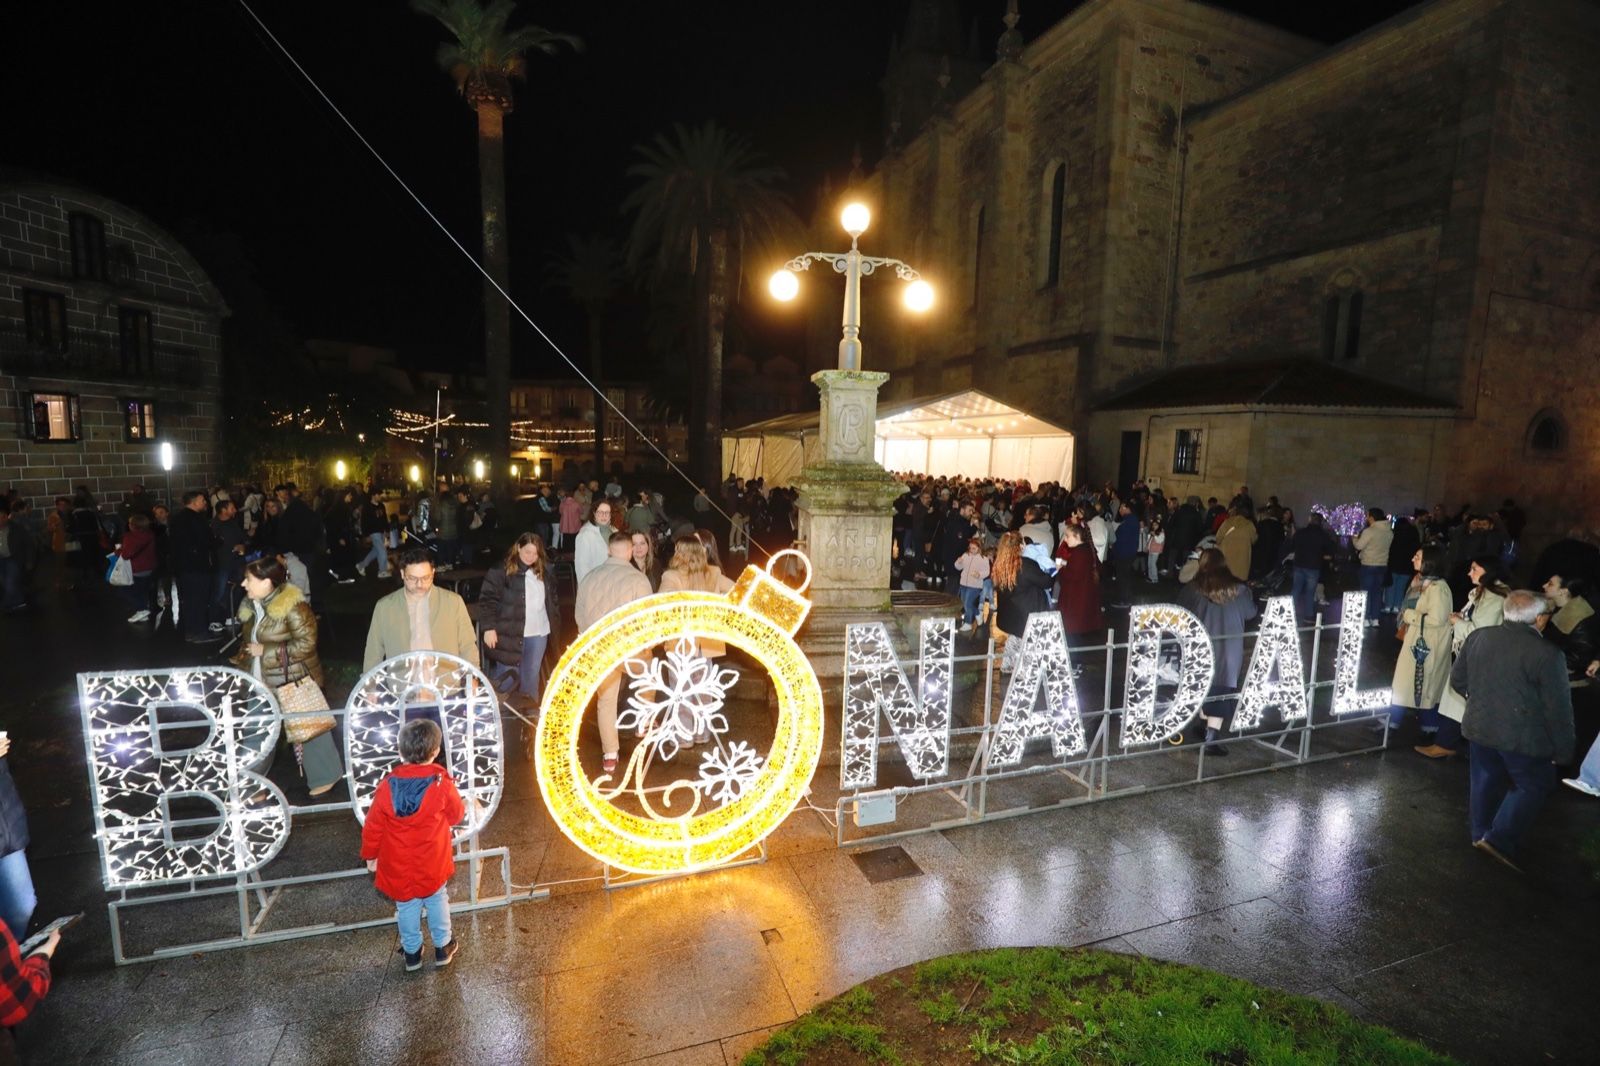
[29,392,81,443]
[123,399,158,442]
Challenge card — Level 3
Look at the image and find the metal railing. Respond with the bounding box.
[0,322,211,385]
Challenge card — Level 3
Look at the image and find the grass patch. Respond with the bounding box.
[741,948,1455,1065]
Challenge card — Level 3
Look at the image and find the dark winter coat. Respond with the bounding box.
[1165,504,1203,563]
[478,563,560,667]
[117,526,158,576]
[168,508,213,575]
[996,558,1055,638]
[360,763,464,902]
[1179,581,1257,689]
[1452,622,1574,762]
[1054,541,1104,636]
[0,760,29,859]
[1388,519,1421,575]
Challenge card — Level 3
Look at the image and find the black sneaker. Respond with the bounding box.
[404,949,423,973]
[434,938,460,968]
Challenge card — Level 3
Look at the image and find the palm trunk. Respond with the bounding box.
[689,240,711,485]
[588,309,605,479]
[703,228,730,486]
[477,103,511,499]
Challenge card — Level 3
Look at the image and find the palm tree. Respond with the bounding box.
[622,121,799,485]
[545,234,623,478]
[413,0,579,495]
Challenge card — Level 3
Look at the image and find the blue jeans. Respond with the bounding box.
[1388,703,1440,731]
[1360,565,1386,618]
[958,585,983,625]
[0,558,22,609]
[520,635,549,702]
[395,884,451,955]
[1576,732,1600,790]
[358,533,389,574]
[120,573,153,614]
[1469,742,1557,857]
[1384,572,1410,612]
[0,849,37,937]
[1292,566,1319,621]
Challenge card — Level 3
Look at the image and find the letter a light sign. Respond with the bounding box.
[535,552,824,876]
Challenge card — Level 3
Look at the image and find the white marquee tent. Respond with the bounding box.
[721,390,1074,486]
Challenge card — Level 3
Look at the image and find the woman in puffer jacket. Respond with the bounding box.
[479,533,560,709]
[233,555,343,797]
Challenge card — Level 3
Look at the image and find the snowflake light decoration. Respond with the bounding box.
[1332,591,1392,714]
[697,741,765,805]
[1122,604,1215,747]
[1232,596,1308,731]
[78,667,289,889]
[840,619,954,788]
[616,639,739,762]
[988,611,1087,767]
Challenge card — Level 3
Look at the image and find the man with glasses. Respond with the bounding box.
[363,549,478,671]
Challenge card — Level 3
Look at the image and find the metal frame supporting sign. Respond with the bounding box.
[834,592,1396,846]
[79,653,544,964]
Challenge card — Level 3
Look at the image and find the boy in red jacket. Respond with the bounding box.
[360,719,464,971]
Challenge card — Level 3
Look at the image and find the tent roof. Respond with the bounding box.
[725,389,1072,440]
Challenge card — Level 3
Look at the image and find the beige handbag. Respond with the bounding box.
[275,647,335,743]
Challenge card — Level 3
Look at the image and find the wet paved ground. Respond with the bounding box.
[5,561,1600,1065]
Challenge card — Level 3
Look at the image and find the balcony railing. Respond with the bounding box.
[0,322,211,386]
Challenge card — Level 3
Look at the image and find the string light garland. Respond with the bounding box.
[535,551,822,876]
[987,611,1088,766]
[78,668,289,889]
[1332,591,1392,714]
[1122,604,1215,747]
[345,653,504,841]
[841,619,954,788]
[1232,596,1308,731]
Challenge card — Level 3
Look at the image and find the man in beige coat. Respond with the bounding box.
[363,548,479,671]
[575,531,654,773]
[1215,505,1258,583]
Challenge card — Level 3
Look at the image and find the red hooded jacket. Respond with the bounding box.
[359,763,464,902]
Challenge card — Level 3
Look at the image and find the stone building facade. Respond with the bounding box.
[0,178,227,505]
[852,0,1600,541]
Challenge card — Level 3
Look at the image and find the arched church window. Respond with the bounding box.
[1039,162,1066,287]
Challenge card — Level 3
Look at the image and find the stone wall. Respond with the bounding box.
[1176,0,1507,405]
[0,184,226,505]
[1087,406,1454,518]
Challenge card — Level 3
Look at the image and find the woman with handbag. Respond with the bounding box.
[993,532,1055,672]
[233,555,342,797]
[1422,555,1510,758]
[1382,546,1453,742]
[116,513,159,623]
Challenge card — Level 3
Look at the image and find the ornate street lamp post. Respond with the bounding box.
[768,202,934,372]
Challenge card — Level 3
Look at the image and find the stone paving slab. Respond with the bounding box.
[5,570,1600,1064]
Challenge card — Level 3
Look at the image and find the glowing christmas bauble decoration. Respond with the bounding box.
[536,551,823,875]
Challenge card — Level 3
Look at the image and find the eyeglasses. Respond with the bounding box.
[402,571,434,587]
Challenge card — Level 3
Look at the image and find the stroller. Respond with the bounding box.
[1249,553,1294,601]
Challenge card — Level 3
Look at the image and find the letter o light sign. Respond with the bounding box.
[79,653,504,890]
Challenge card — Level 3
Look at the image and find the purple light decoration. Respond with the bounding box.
[1311,502,1369,538]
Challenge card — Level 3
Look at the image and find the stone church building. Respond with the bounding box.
[847,0,1600,542]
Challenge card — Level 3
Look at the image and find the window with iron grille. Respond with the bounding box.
[1172,428,1202,475]
[69,213,108,282]
[123,399,158,442]
[23,289,67,352]
[119,307,152,375]
[29,392,81,443]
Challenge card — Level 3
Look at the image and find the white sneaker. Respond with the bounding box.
[209,622,227,632]
[1562,777,1600,798]
[355,564,367,578]
[377,570,391,579]
[127,610,150,623]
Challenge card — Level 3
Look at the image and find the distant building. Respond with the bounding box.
[508,379,686,484]
[851,0,1600,541]
[0,176,226,505]
[725,353,808,422]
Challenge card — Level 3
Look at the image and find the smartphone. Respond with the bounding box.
[19,913,81,956]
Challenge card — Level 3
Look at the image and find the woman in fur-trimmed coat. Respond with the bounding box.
[232,555,341,796]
